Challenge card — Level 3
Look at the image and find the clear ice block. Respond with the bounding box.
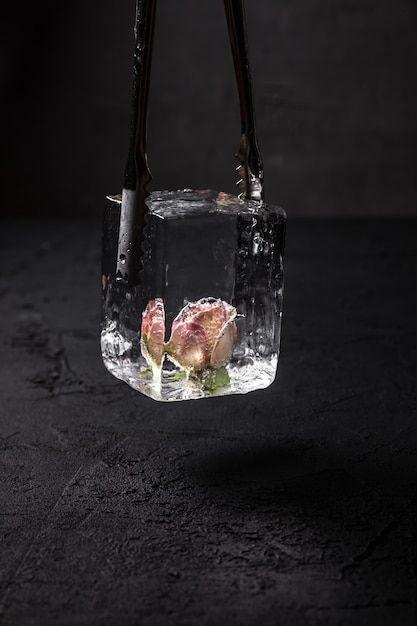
[101,189,286,401]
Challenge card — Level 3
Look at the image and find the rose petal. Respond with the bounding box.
[140,299,165,368]
[168,321,208,370]
[192,304,233,352]
[210,321,237,368]
[141,299,164,336]
[173,298,223,326]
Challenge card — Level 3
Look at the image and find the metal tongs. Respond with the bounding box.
[117,0,264,286]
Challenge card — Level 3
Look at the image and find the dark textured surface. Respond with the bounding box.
[1,0,417,217]
[1,218,417,625]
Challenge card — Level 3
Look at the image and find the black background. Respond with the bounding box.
[1,0,416,218]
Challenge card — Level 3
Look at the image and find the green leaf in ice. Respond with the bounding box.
[200,366,231,392]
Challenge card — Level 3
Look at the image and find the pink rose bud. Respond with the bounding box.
[140,299,165,368]
[167,298,237,371]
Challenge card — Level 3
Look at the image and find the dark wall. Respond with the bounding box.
[1,0,416,217]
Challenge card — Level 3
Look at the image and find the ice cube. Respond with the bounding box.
[101,189,286,402]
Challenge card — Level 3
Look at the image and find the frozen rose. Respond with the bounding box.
[140,299,165,368]
[167,298,237,371]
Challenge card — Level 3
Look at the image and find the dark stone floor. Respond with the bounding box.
[0,218,416,625]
